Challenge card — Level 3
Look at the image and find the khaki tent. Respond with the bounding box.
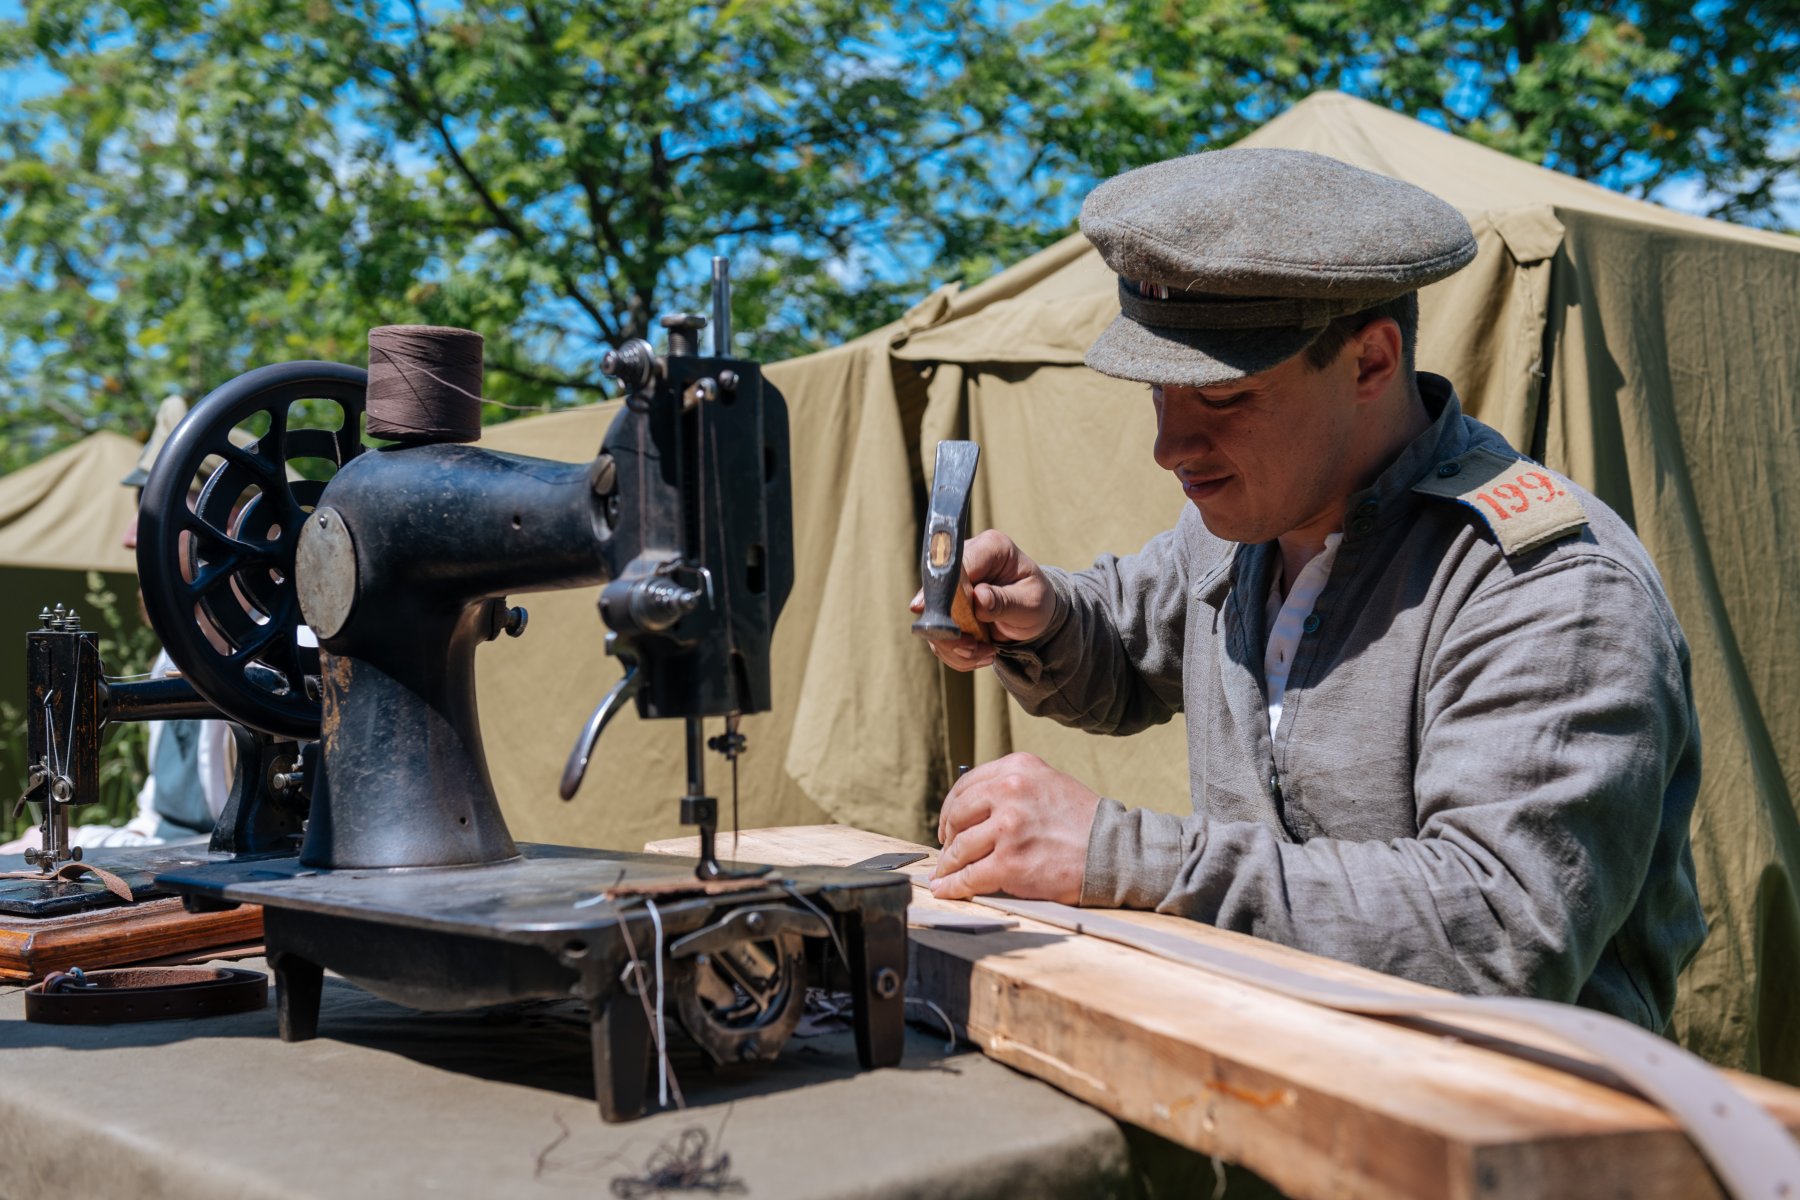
[0,430,140,575]
[0,433,143,794]
[476,92,1800,1084]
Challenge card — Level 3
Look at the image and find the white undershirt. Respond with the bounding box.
[1263,531,1342,738]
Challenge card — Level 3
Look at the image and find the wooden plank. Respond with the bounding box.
[0,898,263,982]
[650,825,1800,1200]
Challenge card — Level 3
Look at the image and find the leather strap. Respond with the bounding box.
[24,966,267,1025]
[0,862,137,902]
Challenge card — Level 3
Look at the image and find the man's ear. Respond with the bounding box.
[1353,317,1403,399]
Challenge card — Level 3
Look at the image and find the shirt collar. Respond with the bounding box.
[1195,373,1470,609]
[1340,373,1471,540]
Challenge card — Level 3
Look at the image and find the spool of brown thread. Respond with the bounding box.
[366,325,485,444]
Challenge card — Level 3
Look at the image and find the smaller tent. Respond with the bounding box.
[0,430,145,825]
[0,430,141,575]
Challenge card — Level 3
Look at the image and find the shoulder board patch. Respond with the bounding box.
[1412,446,1587,557]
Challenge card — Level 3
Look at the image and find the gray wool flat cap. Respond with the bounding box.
[1080,147,1476,386]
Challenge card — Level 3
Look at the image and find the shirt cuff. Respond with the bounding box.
[991,569,1076,699]
[1079,797,1190,910]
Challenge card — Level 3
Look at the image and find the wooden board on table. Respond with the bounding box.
[649,824,1800,1200]
[0,897,263,982]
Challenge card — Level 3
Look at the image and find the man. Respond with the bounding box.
[915,148,1706,1030]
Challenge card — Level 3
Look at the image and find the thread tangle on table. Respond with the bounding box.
[366,324,485,443]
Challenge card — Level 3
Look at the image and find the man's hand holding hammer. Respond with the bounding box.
[909,529,1100,905]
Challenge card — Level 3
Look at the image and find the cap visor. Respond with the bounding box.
[1084,314,1321,388]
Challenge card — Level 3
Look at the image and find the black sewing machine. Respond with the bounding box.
[6,612,312,918]
[142,262,908,1120]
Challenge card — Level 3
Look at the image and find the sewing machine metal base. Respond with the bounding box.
[155,845,909,1122]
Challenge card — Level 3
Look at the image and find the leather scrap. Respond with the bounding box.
[0,861,138,903]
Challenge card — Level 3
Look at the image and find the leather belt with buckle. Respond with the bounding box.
[24,965,267,1024]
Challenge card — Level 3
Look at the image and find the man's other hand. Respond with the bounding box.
[930,752,1099,904]
[909,529,1056,671]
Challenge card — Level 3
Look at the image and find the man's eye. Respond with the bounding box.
[1200,392,1248,410]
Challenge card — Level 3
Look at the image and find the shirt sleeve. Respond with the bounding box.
[990,520,1198,736]
[1080,553,1702,1014]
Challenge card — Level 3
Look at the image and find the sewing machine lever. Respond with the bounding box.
[559,642,642,801]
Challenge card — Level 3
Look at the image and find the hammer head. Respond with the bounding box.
[912,440,985,643]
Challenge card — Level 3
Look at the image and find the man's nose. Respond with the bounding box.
[1153,404,1213,473]
[121,514,138,551]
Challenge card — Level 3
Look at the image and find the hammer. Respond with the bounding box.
[912,440,988,643]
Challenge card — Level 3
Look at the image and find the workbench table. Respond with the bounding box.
[0,956,1149,1200]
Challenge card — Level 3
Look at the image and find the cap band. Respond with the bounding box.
[1118,279,1372,331]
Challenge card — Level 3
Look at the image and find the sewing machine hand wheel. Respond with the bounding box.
[137,361,368,741]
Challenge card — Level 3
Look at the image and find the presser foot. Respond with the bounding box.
[686,808,772,882]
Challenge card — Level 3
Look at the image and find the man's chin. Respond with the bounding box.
[1188,502,1263,545]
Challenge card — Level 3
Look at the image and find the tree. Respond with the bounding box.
[0,0,1050,471]
[1006,1,1799,226]
[3,1,1795,474]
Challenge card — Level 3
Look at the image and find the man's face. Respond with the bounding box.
[1151,347,1361,546]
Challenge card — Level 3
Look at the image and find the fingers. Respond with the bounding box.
[937,757,1004,844]
[960,529,1028,586]
[962,532,1052,642]
[934,819,998,882]
[912,528,1048,652]
[926,635,997,672]
[928,752,1092,905]
[972,580,1015,623]
[929,852,1006,901]
[912,585,994,669]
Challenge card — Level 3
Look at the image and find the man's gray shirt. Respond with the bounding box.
[993,375,1706,1030]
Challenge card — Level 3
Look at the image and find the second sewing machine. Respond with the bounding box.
[112,262,908,1120]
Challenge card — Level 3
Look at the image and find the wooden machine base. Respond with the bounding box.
[0,898,263,983]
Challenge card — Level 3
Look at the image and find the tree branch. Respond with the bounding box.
[386,0,618,343]
[520,0,632,331]
[486,357,613,394]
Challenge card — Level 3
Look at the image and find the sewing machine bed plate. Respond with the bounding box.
[156,843,912,1121]
[0,840,221,917]
[155,843,901,945]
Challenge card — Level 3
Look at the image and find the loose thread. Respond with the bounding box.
[647,899,670,1110]
[368,346,549,412]
[780,883,848,968]
[616,907,684,1111]
[609,1107,745,1199]
[907,996,959,1053]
